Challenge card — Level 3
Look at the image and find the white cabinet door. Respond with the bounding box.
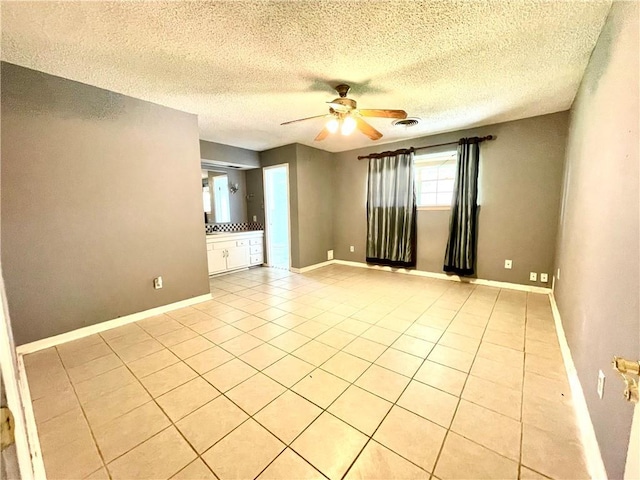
[226,246,249,270]
[207,248,227,274]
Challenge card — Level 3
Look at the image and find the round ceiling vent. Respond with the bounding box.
[392,117,421,127]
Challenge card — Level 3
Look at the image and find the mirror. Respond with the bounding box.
[202,170,230,223]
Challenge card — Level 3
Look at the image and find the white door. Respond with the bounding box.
[263,165,291,270]
[0,270,37,480]
[626,401,640,479]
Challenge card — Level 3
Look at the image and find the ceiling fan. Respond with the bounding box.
[281,84,407,141]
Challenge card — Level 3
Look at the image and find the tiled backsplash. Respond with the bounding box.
[205,222,264,234]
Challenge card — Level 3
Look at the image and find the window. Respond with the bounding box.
[415,150,457,208]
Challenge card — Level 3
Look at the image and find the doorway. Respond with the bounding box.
[0,272,40,480]
[263,164,291,270]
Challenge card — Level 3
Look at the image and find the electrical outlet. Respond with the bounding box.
[153,276,163,289]
[557,268,561,279]
[597,370,606,399]
[252,215,257,222]
[350,246,355,252]
[540,273,549,283]
[327,250,334,260]
[529,272,537,281]
[504,259,512,269]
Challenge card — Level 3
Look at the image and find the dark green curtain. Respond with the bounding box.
[366,150,416,267]
[444,137,481,275]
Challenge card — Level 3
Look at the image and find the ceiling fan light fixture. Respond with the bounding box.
[341,115,356,135]
[326,117,339,133]
[282,84,404,142]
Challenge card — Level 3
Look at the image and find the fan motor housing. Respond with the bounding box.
[329,97,357,111]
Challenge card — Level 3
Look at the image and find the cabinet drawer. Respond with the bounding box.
[250,254,263,265]
[249,238,263,246]
[212,241,236,250]
[236,240,249,247]
[250,245,262,255]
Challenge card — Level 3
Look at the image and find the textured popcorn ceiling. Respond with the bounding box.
[1,1,611,153]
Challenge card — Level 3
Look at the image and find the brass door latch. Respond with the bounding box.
[0,406,15,451]
[612,356,640,403]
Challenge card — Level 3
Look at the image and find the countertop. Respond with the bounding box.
[205,230,264,241]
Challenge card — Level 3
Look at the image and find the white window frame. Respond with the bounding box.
[414,150,457,210]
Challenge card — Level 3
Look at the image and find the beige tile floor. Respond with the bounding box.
[24,265,590,480]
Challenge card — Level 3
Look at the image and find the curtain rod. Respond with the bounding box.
[357,135,495,160]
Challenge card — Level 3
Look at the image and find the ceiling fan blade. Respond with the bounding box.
[355,117,383,140]
[281,114,326,126]
[358,109,407,119]
[314,127,330,141]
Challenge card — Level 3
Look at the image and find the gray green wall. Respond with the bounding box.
[246,168,265,225]
[295,144,334,267]
[333,112,569,285]
[1,62,210,345]
[553,2,639,477]
[200,139,260,168]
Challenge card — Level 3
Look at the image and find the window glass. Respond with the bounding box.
[415,151,457,207]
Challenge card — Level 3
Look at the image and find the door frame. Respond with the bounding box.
[0,269,41,480]
[262,163,292,270]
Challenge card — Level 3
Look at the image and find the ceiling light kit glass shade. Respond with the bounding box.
[326,117,339,133]
[341,116,356,135]
[326,115,356,136]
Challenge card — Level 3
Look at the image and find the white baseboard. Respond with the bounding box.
[329,259,552,294]
[16,293,213,355]
[549,293,607,480]
[290,260,335,274]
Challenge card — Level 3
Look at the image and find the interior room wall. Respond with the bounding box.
[1,62,210,345]
[295,144,334,267]
[245,168,265,225]
[203,167,248,223]
[332,111,568,285]
[200,139,260,168]
[553,2,639,477]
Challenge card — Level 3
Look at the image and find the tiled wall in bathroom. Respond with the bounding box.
[205,222,264,234]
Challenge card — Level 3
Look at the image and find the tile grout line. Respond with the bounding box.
[52,274,448,476]
[211,270,511,478]
[95,332,220,480]
[30,266,537,480]
[427,284,500,480]
[518,293,530,479]
[333,281,464,479]
[50,346,112,480]
[199,273,459,478]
